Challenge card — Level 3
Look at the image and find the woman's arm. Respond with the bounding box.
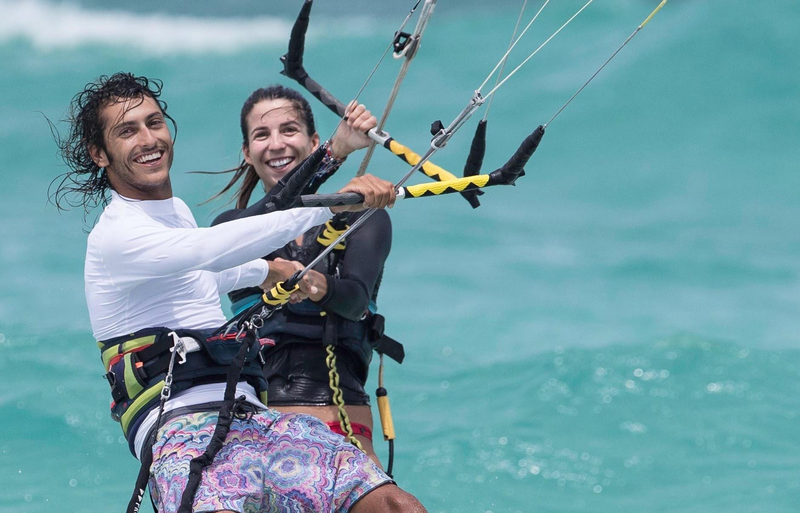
[314,209,392,321]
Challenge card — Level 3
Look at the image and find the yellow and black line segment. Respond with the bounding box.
[384,137,455,183]
[325,345,364,450]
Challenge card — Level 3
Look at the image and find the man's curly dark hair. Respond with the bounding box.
[49,73,177,215]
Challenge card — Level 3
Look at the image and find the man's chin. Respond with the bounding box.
[130,173,172,198]
[138,170,170,185]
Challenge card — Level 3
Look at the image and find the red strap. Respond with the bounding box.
[106,344,150,370]
[205,333,240,342]
[326,421,372,442]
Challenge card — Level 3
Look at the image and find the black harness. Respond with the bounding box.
[229,213,404,367]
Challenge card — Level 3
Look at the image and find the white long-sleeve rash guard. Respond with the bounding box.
[85,191,333,458]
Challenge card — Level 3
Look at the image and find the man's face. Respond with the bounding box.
[91,95,174,200]
[243,98,319,190]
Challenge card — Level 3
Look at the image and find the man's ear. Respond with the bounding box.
[89,144,110,168]
[243,144,252,165]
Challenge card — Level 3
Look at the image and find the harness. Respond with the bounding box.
[230,214,404,370]
[98,327,269,455]
[230,213,404,451]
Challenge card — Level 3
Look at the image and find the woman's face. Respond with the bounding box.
[243,98,320,190]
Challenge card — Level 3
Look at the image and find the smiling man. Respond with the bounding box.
[89,98,174,199]
[54,73,425,513]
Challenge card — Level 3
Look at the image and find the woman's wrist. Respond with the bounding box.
[327,138,351,161]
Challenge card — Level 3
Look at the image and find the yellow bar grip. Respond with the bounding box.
[262,281,299,306]
[641,0,668,28]
[377,394,396,441]
[387,139,458,182]
[404,174,491,198]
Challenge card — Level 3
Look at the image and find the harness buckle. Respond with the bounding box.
[223,322,240,338]
[181,336,201,356]
[161,332,184,402]
[171,336,188,365]
[235,323,248,342]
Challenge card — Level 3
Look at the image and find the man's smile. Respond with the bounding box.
[133,149,165,166]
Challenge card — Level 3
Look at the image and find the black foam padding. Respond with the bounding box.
[492,125,545,184]
[463,119,487,177]
[280,0,312,80]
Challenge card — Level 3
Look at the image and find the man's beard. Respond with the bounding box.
[106,148,173,196]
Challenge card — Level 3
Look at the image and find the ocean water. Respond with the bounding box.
[1,0,799,511]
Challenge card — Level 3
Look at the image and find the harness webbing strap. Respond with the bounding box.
[373,333,405,364]
[177,336,255,513]
[127,441,154,513]
[102,334,157,370]
[122,353,145,399]
[120,380,164,435]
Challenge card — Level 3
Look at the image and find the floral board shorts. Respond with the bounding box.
[148,409,392,512]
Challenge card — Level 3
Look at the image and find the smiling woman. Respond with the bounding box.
[204,83,402,470]
[207,85,319,209]
[243,96,320,190]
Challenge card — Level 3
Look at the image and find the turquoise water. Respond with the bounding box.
[2,0,800,511]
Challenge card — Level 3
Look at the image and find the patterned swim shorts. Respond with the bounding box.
[148,409,392,512]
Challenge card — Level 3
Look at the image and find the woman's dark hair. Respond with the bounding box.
[209,85,316,209]
[49,72,176,215]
